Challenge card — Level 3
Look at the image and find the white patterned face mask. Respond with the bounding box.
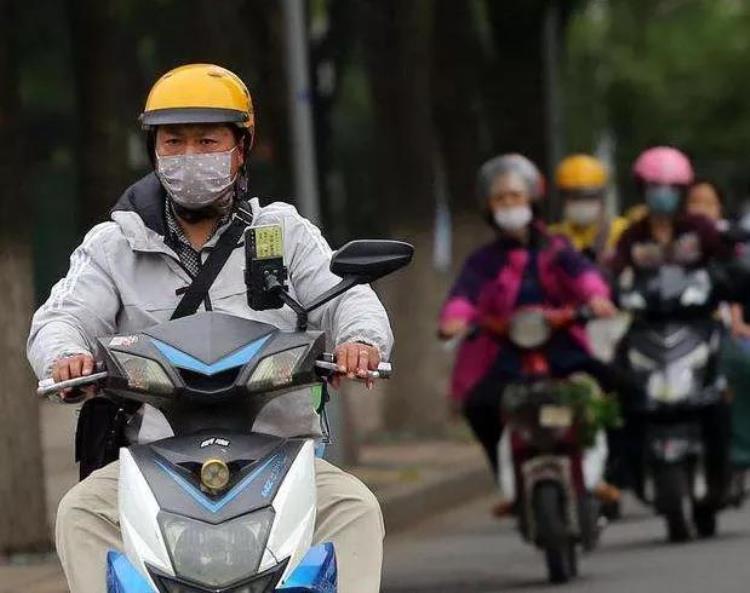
[156,147,238,209]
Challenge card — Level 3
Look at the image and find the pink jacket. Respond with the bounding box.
[440,230,610,402]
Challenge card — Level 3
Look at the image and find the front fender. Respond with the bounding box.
[276,542,337,593]
[106,551,156,593]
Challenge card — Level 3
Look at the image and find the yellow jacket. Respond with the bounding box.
[549,216,629,254]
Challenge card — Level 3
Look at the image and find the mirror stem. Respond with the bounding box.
[305,276,361,315]
[264,271,308,330]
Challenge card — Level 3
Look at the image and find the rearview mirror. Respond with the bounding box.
[330,240,414,283]
[303,240,414,319]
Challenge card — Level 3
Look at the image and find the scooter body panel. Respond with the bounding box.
[116,431,318,591]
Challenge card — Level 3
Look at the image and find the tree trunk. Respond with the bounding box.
[360,0,447,434]
[431,0,484,213]
[482,0,549,165]
[67,0,142,232]
[311,0,357,237]
[0,0,50,554]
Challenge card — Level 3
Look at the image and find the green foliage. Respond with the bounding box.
[554,372,622,447]
[564,0,750,201]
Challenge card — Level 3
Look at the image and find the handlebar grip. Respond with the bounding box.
[36,371,109,397]
[314,359,393,380]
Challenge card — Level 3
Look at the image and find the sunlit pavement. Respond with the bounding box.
[383,494,750,593]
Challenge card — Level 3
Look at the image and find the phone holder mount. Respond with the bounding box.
[247,233,415,332]
[245,225,288,311]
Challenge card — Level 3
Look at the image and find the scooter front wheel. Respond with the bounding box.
[692,504,717,538]
[654,464,690,542]
[533,482,576,584]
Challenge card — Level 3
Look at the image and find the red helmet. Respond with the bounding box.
[632,146,694,186]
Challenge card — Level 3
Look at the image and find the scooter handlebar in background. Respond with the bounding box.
[476,305,594,339]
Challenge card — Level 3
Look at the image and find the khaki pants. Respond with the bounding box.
[56,458,384,593]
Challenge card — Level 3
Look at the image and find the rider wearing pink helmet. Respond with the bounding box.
[608,147,734,513]
[633,146,695,186]
[611,146,729,273]
[633,146,694,214]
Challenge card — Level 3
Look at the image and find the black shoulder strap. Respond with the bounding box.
[171,205,253,320]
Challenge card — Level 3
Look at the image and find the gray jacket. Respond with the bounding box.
[27,174,393,440]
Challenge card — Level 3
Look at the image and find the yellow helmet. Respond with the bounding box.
[140,64,254,130]
[555,154,607,192]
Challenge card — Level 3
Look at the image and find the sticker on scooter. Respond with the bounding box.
[109,335,139,347]
[261,453,288,498]
[200,437,231,449]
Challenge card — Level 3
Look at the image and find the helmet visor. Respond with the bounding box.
[140,107,250,128]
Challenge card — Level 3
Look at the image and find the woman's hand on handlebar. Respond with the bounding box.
[52,354,97,401]
[332,342,381,390]
[587,296,618,319]
[438,319,469,340]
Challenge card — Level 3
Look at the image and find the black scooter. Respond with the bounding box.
[616,264,729,541]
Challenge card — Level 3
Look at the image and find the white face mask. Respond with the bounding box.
[156,147,238,210]
[493,205,533,231]
[565,200,601,226]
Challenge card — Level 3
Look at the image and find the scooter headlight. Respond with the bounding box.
[647,367,694,403]
[246,347,307,392]
[646,344,709,403]
[111,352,174,395]
[508,310,551,349]
[159,509,274,588]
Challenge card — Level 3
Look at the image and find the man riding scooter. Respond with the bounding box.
[27,64,391,593]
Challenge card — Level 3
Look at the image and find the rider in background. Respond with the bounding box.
[684,178,750,338]
[438,153,618,513]
[611,147,731,275]
[610,147,733,505]
[685,178,729,232]
[550,154,628,265]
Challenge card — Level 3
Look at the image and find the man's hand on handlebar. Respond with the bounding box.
[588,296,618,319]
[332,342,381,390]
[52,354,97,401]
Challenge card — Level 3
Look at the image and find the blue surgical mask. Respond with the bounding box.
[645,185,681,214]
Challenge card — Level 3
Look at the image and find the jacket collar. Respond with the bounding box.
[110,173,172,255]
[109,173,258,255]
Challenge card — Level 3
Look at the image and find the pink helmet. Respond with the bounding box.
[632,146,694,186]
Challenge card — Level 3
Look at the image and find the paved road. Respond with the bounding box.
[382,495,750,593]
